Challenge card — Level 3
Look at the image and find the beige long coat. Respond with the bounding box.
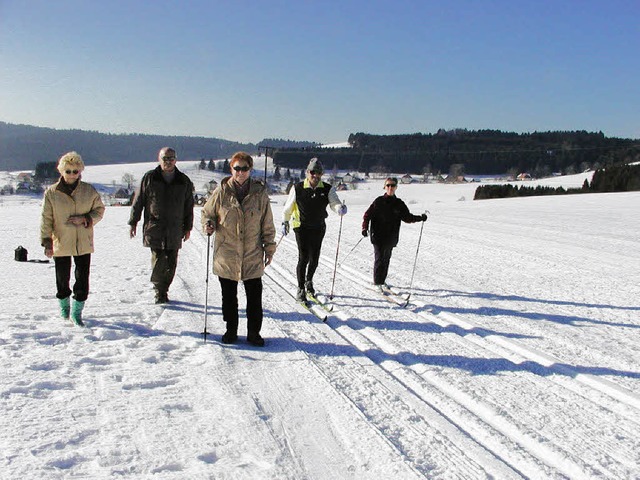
[201,177,276,281]
[40,180,105,257]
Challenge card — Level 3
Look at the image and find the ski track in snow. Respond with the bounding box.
[1,174,639,479]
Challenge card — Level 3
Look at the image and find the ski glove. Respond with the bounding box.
[421,213,428,222]
[281,221,290,236]
[338,204,348,216]
[362,229,368,237]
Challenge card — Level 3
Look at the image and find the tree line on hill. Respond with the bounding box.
[0,122,318,171]
[274,129,639,176]
[4,122,639,180]
[473,162,640,200]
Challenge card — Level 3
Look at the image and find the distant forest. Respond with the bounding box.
[274,129,640,176]
[0,122,317,171]
[2,122,639,176]
[474,162,640,199]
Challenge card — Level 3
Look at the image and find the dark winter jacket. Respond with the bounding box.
[282,179,343,229]
[128,166,194,250]
[362,194,422,247]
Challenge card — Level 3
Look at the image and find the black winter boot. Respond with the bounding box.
[296,288,306,302]
[305,280,315,295]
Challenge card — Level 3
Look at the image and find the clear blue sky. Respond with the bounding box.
[1,0,638,143]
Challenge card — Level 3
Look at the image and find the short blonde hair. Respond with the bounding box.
[57,151,85,174]
[230,151,253,169]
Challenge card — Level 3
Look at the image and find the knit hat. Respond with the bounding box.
[307,158,324,173]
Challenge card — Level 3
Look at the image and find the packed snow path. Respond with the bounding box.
[1,185,639,479]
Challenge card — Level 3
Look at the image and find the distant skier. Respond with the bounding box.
[362,177,427,291]
[40,151,105,325]
[128,147,194,304]
[282,158,347,301]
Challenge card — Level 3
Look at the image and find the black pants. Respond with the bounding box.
[219,277,263,336]
[373,243,394,285]
[150,249,178,294]
[294,225,326,289]
[54,254,91,302]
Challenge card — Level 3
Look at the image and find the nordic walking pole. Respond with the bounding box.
[405,211,428,305]
[202,229,212,342]
[337,235,365,269]
[329,202,345,300]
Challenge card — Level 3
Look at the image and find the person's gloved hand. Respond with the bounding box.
[281,221,290,236]
[338,204,347,216]
[362,229,368,237]
[421,213,428,222]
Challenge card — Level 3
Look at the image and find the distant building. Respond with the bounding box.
[16,172,33,183]
[400,174,413,184]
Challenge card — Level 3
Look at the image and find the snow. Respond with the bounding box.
[1,164,639,479]
[320,141,351,148]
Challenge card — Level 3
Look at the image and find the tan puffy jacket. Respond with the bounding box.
[201,177,276,281]
[40,180,105,257]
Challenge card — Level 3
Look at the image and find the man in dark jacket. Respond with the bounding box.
[362,177,427,290]
[129,147,194,303]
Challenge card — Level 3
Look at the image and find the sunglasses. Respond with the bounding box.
[161,156,176,162]
[233,165,250,172]
[309,170,322,175]
[65,169,80,174]
[385,183,397,187]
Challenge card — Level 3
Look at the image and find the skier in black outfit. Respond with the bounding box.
[282,158,347,301]
[362,177,427,291]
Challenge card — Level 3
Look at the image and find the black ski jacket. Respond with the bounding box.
[128,166,194,250]
[362,194,422,247]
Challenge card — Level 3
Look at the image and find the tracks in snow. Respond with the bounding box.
[264,234,640,479]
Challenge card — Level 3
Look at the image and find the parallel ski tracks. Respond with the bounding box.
[188,212,638,478]
[268,235,640,478]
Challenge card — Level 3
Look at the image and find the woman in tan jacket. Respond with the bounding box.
[40,152,105,326]
[202,152,276,346]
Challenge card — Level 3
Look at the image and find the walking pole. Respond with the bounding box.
[329,203,345,300]
[405,212,428,305]
[202,231,212,342]
[337,235,365,269]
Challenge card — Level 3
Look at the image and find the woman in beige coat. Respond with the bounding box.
[202,152,276,346]
[40,152,105,326]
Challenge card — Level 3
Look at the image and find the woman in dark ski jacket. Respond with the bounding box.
[362,177,427,290]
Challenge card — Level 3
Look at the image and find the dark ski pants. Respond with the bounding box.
[150,249,178,294]
[294,224,326,289]
[54,254,91,302]
[219,277,263,336]
[373,243,394,285]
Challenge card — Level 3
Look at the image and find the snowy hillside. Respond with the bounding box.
[1,170,639,479]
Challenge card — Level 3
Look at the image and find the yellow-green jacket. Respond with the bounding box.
[201,177,276,281]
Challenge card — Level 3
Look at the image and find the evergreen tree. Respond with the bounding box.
[34,161,58,180]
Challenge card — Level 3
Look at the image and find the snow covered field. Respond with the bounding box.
[1,164,639,479]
